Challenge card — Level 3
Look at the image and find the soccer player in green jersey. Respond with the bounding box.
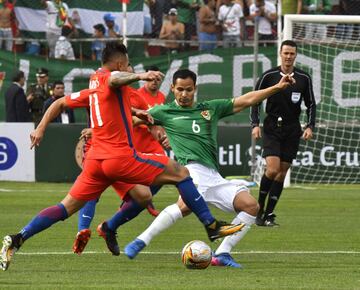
[124,69,295,268]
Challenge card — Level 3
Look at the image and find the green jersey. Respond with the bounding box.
[149,99,234,170]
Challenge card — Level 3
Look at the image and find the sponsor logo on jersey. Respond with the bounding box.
[200,110,211,120]
[172,116,190,120]
[291,92,301,103]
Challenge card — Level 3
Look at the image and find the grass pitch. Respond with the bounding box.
[0,182,359,289]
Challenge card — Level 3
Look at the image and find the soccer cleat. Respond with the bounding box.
[124,239,146,259]
[255,213,265,226]
[263,213,280,227]
[97,222,120,256]
[206,220,245,242]
[146,202,159,217]
[72,229,91,255]
[211,253,242,268]
[0,234,23,271]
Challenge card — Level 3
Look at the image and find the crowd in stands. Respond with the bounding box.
[0,0,359,58]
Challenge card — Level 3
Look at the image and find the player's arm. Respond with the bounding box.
[131,107,154,125]
[108,70,164,88]
[31,89,91,148]
[30,97,68,149]
[233,74,295,113]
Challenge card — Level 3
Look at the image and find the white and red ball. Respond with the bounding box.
[181,240,212,269]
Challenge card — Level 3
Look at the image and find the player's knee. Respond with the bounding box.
[233,192,259,216]
[275,171,287,181]
[266,168,279,180]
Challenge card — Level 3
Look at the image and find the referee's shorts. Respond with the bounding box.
[262,117,302,163]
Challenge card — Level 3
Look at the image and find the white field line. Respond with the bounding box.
[0,188,67,192]
[17,250,360,256]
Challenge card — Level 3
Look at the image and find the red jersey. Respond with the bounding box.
[131,86,165,154]
[65,68,137,159]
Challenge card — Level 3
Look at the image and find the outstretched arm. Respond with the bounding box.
[233,74,295,113]
[108,70,164,88]
[30,98,68,149]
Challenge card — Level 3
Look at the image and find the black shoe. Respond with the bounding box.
[206,220,245,242]
[97,222,120,256]
[0,234,23,271]
[255,215,265,226]
[263,213,280,227]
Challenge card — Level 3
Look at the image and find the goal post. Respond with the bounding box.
[280,14,360,184]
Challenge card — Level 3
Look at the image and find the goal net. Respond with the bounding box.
[283,15,360,184]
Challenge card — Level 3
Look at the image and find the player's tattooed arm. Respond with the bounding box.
[109,70,165,88]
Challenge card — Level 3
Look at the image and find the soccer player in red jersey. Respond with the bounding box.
[74,70,165,255]
[0,42,244,271]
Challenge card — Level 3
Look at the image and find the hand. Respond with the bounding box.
[138,70,164,82]
[30,128,45,149]
[277,74,296,90]
[302,127,313,141]
[158,132,171,150]
[252,126,262,139]
[135,110,154,125]
[79,128,92,140]
[27,94,34,103]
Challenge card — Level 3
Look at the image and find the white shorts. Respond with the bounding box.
[185,162,249,213]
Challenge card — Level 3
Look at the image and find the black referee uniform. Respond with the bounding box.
[251,66,316,162]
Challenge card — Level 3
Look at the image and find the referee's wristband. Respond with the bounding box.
[306,124,314,130]
[251,124,260,129]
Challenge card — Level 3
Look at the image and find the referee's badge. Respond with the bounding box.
[291,92,301,103]
[200,110,211,120]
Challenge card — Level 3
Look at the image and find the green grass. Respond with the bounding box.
[0,182,359,289]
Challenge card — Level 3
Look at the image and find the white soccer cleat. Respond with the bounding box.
[0,235,21,271]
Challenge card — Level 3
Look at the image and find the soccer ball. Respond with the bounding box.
[181,240,212,269]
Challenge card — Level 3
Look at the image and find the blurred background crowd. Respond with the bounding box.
[1,0,359,59]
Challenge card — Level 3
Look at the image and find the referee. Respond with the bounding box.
[250,40,316,226]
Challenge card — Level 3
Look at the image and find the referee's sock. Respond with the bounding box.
[264,180,284,218]
[258,174,274,213]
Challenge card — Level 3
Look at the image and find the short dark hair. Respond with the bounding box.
[93,23,105,35]
[61,25,72,37]
[102,41,128,64]
[12,70,25,82]
[145,65,160,72]
[172,69,197,85]
[53,80,64,87]
[281,40,297,51]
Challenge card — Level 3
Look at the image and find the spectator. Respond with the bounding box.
[148,0,166,38]
[199,0,218,52]
[26,68,52,124]
[218,0,245,48]
[42,0,71,58]
[43,81,75,124]
[303,0,331,40]
[336,0,360,40]
[103,13,120,38]
[91,23,106,61]
[5,70,31,122]
[177,0,202,50]
[55,25,75,60]
[281,0,302,28]
[0,0,14,51]
[71,10,82,30]
[159,8,185,54]
[249,0,277,46]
